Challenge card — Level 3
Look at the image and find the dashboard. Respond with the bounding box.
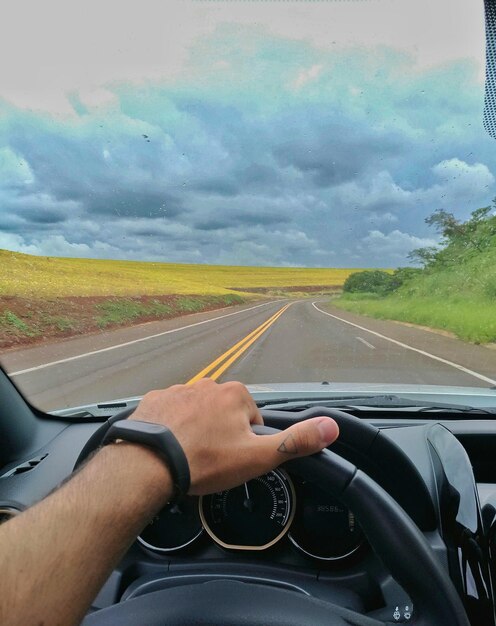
[2,400,496,625]
[139,469,365,562]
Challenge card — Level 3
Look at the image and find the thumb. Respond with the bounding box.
[256,417,339,471]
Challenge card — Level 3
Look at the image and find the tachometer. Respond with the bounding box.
[199,469,295,550]
[138,496,203,553]
[289,480,364,561]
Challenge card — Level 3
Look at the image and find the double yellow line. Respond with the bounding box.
[187,303,291,384]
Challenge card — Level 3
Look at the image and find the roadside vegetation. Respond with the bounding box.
[0,294,245,349]
[0,250,360,349]
[335,204,496,344]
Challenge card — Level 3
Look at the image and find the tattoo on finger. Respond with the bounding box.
[277,434,298,455]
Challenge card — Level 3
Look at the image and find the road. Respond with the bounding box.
[2,299,496,412]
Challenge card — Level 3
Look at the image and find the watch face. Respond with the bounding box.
[109,419,166,438]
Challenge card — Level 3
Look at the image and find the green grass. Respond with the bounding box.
[335,294,496,344]
[95,299,174,328]
[176,297,205,313]
[334,215,496,345]
[94,295,242,328]
[0,294,249,347]
[1,311,38,337]
[39,314,76,332]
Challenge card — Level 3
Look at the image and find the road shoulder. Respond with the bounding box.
[1,300,280,374]
[314,301,496,385]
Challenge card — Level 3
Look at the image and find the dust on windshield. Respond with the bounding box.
[1,0,496,412]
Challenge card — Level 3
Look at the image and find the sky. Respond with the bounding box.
[0,0,494,268]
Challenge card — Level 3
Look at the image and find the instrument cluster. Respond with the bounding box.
[138,469,365,564]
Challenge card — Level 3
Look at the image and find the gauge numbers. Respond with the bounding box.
[200,469,295,550]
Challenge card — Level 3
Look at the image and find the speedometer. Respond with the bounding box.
[199,469,295,550]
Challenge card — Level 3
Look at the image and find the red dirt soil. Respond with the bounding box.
[0,294,246,351]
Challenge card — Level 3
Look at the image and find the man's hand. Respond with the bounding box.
[130,378,339,495]
[0,379,339,626]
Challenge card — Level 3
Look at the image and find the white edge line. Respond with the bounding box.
[312,301,496,386]
[356,336,375,350]
[10,301,280,377]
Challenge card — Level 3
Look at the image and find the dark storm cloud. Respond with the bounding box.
[0,213,24,232]
[85,190,184,219]
[0,37,495,266]
[194,219,230,231]
[238,164,277,186]
[195,209,286,231]
[191,163,283,198]
[272,112,405,187]
[236,210,288,226]
[19,207,67,224]
[192,179,239,197]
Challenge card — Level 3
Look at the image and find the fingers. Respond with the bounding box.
[254,417,339,473]
[246,394,264,426]
[248,409,264,426]
[276,417,339,457]
[219,380,264,426]
[134,380,338,495]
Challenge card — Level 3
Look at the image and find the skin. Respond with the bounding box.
[0,378,339,626]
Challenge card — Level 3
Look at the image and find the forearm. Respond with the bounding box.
[0,381,339,625]
[0,443,172,626]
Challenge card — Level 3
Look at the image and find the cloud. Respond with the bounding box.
[291,64,323,90]
[360,229,439,265]
[272,113,406,188]
[0,232,113,257]
[0,147,34,187]
[428,159,495,213]
[0,23,494,268]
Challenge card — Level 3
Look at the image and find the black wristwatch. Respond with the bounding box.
[101,419,190,499]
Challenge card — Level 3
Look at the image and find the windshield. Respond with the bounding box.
[1,0,496,413]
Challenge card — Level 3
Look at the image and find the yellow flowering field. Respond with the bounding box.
[1,249,359,298]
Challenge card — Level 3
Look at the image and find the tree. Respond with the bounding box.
[388,266,422,290]
[424,206,495,253]
[424,209,461,241]
[469,206,492,224]
[407,246,438,268]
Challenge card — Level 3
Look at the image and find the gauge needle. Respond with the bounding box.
[243,482,255,513]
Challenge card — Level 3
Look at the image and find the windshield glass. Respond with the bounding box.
[1,0,496,413]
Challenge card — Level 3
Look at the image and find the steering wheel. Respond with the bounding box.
[81,416,470,626]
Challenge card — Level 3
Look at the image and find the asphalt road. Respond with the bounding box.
[2,299,496,412]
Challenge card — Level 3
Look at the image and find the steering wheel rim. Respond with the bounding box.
[74,406,436,535]
[276,427,470,626]
[81,417,470,626]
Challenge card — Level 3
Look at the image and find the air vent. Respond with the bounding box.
[0,507,20,524]
[1,453,48,478]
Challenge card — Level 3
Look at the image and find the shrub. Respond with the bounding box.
[343,270,393,294]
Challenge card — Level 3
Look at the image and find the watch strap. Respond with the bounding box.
[102,419,190,498]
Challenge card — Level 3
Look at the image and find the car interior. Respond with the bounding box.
[3,367,496,625]
[2,0,496,625]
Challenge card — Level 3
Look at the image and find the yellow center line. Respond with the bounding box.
[186,303,291,384]
[208,304,290,381]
